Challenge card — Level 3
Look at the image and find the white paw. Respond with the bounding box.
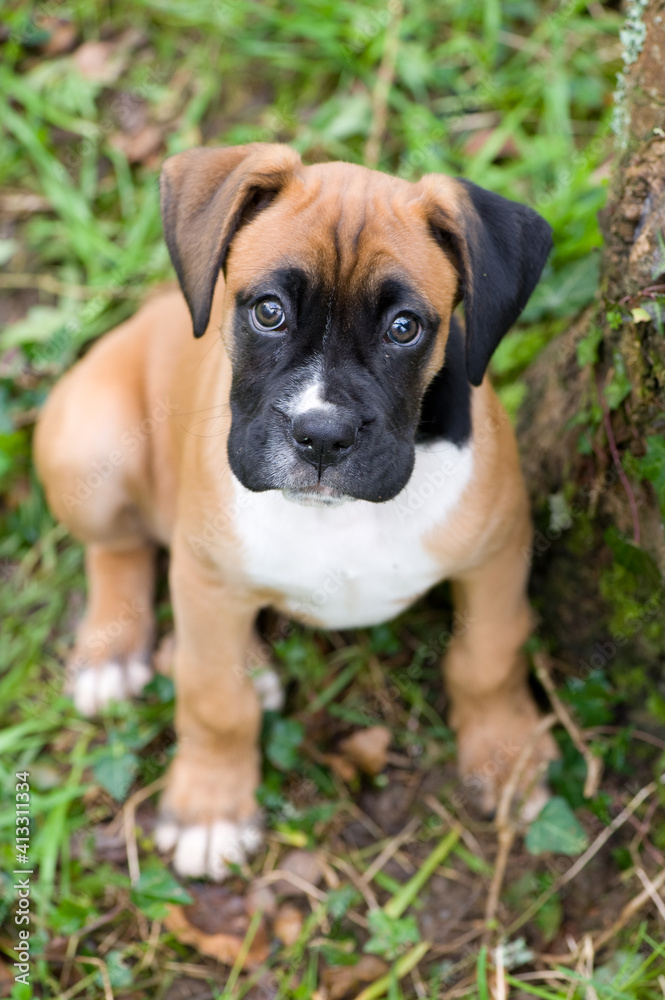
[250,666,284,712]
[72,659,153,717]
[154,818,263,880]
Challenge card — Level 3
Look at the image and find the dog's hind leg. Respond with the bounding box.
[34,337,159,715]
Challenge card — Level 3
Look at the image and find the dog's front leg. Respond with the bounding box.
[155,531,263,880]
[445,526,558,821]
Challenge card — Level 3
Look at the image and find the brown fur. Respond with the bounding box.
[35,145,556,862]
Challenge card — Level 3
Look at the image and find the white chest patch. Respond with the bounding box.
[230,441,474,629]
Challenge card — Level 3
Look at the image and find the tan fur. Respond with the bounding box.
[35,148,556,851]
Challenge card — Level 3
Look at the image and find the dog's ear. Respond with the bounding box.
[420,175,552,386]
[160,144,302,337]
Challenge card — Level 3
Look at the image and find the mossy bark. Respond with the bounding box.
[517,0,665,697]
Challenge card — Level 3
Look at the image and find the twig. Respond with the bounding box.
[504,780,657,938]
[484,714,557,929]
[596,371,641,545]
[493,940,507,1000]
[584,725,665,750]
[60,934,80,991]
[364,0,404,168]
[576,935,598,1000]
[56,970,99,1000]
[424,794,485,858]
[594,865,665,950]
[635,867,665,923]
[123,775,167,885]
[59,904,125,988]
[328,855,379,909]
[255,868,328,902]
[74,957,114,1000]
[496,713,557,833]
[360,815,420,886]
[533,652,603,797]
[429,924,484,956]
[137,919,162,972]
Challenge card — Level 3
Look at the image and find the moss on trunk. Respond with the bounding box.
[517,0,665,716]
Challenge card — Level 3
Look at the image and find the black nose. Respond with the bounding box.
[291,410,359,472]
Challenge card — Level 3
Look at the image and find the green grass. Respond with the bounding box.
[2,1,665,997]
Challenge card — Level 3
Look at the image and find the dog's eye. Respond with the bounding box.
[385,313,422,346]
[251,298,287,333]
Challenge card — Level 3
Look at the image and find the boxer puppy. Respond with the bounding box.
[35,143,557,880]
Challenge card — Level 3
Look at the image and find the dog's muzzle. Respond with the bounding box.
[290,409,360,473]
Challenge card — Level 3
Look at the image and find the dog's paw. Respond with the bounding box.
[456,716,559,821]
[154,817,263,880]
[70,659,153,717]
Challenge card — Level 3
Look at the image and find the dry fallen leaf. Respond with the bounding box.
[271,848,324,897]
[0,956,15,993]
[41,18,77,55]
[274,902,304,946]
[110,124,164,164]
[322,751,358,784]
[165,884,269,968]
[461,128,520,160]
[246,883,277,918]
[73,40,127,83]
[322,955,389,1000]
[339,726,392,776]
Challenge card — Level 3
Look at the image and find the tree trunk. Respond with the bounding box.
[517,0,665,704]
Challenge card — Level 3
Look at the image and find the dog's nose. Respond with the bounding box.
[291,410,358,471]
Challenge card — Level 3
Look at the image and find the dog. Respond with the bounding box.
[35,143,557,880]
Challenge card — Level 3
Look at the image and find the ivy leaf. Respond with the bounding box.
[327,885,362,921]
[635,435,665,519]
[534,893,563,942]
[130,861,193,919]
[576,324,603,366]
[102,951,133,990]
[364,909,420,960]
[525,796,589,856]
[93,747,138,801]
[603,352,632,410]
[265,718,305,771]
[51,898,99,935]
[604,526,662,587]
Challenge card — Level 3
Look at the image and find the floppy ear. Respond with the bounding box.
[421,175,553,386]
[160,143,302,337]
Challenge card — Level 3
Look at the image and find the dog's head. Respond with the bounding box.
[160,144,551,505]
